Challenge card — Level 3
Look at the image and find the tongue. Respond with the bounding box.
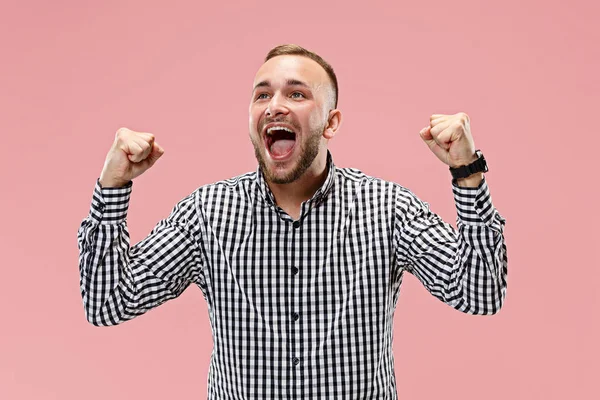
[270,139,295,157]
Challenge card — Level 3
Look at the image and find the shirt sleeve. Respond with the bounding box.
[393,177,507,315]
[76,179,205,326]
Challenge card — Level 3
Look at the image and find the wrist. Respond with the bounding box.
[455,172,483,187]
[449,149,488,181]
[99,177,130,188]
[450,154,478,169]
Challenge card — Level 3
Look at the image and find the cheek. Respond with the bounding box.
[308,109,325,132]
[248,110,261,132]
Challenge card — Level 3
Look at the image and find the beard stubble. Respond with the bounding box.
[251,122,324,185]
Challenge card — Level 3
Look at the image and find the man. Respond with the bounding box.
[77,44,507,399]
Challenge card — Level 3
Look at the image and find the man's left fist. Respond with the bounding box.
[419,112,478,168]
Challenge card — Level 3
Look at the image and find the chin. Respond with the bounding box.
[265,161,301,184]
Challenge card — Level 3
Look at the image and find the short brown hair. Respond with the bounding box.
[265,44,339,109]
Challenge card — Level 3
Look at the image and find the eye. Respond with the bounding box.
[291,92,305,99]
[256,93,270,100]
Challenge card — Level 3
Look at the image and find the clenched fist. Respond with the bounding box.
[99,127,165,188]
[418,112,477,168]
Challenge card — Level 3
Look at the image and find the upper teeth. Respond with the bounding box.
[267,126,294,134]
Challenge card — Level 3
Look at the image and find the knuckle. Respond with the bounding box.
[116,127,129,137]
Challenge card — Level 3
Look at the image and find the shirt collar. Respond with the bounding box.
[256,150,336,208]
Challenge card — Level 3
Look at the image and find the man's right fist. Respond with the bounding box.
[99,127,165,188]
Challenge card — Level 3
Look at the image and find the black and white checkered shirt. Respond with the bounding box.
[77,151,507,399]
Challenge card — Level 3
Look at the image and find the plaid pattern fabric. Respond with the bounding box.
[77,151,507,399]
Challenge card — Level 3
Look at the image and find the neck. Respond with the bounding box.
[266,151,328,218]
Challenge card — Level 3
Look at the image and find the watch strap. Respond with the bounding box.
[449,150,488,179]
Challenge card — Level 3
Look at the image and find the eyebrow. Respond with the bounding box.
[253,79,311,92]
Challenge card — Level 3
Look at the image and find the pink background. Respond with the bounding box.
[1,0,598,399]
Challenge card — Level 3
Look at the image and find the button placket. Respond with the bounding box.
[289,219,302,374]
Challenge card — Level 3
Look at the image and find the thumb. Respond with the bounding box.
[145,142,165,167]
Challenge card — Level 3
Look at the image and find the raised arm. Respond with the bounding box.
[76,128,205,326]
[394,179,507,314]
[393,112,507,314]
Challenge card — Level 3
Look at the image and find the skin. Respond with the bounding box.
[99,128,164,188]
[99,54,481,214]
[248,55,342,220]
[419,112,483,187]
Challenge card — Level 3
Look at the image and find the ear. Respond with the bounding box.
[323,109,342,140]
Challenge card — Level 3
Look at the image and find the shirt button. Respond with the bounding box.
[292,221,300,229]
[291,266,299,276]
[292,357,300,366]
[477,200,485,209]
[292,312,299,321]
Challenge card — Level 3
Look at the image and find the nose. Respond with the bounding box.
[265,92,289,117]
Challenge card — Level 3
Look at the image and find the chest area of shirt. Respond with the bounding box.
[199,194,394,291]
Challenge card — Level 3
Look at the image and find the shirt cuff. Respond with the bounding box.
[88,178,133,225]
[452,177,502,227]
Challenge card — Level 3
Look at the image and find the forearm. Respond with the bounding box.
[448,223,507,315]
[77,179,200,326]
[444,178,507,314]
[77,180,147,326]
[399,178,507,315]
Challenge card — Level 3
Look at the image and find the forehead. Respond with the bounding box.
[253,55,330,90]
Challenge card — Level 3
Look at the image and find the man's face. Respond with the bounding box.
[249,55,334,184]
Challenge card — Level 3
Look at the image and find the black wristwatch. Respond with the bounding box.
[449,150,488,179]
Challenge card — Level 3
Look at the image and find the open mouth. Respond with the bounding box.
[264,125,297,160]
